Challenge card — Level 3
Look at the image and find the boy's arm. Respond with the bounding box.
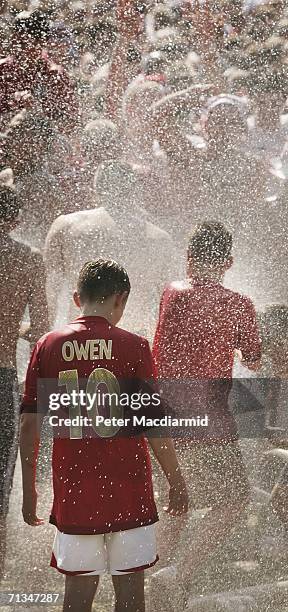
[27,250,49,346]
[148,436,189,516]
[152,285,176,375]
[237,297,262,371]
[20,413,45,526]
[20,341,46,525]
[19,250,49,346]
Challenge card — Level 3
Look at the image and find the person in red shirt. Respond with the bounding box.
[152,221,261,595]
[20,258,188,612]
[0,10,78,132]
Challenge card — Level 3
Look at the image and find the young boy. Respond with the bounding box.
[20,258,188,612]
[152,221,261,584]
[0,185,48,578]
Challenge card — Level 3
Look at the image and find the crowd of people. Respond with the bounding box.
[1,0,288,610]
[1,0,288,305]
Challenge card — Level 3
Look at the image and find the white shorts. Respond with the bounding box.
[51,524,158,576]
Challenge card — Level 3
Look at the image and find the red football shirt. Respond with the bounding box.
[152,278,261,442]
[21,316,158,535]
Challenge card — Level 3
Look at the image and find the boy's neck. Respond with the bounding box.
[81,304,114,324]
[188,266,224,283]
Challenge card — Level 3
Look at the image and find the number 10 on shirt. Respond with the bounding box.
[58,368,123,439]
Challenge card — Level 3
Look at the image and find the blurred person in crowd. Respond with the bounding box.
[105,0,145,121]
[4,112,55,181]
[0,185,48,579]
[122,79,166,165]
[198,95,263,220]
[3,111,95,246]
[44,159,180,339]
[3,112,65,247]
[48,118,124,214]
[145,83,216,238]
[119,78,169,227]
[196,95,271,301]
[104,1,173,226]
[80,118,121,181]
[0,9,79,132]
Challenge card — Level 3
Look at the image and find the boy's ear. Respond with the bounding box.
[73,291,81,308]
[122,291,129,304]
[122,291,129,306]
[115,292,129,308]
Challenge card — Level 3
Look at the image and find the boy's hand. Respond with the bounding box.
[22,492,44,526]
[19,322,32,343]
[165,478,189,516]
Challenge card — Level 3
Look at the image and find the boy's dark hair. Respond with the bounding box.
[0,186,20,223]
[77,259,131,303]
[188,222,232,266]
